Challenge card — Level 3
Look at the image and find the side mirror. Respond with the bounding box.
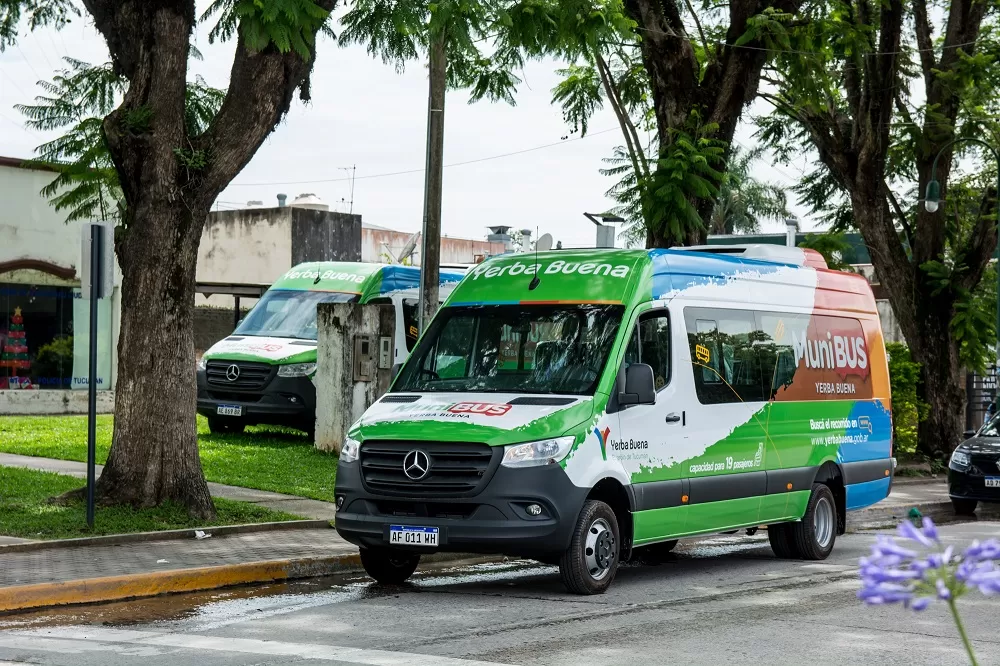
[964,429,977,439]
[391,363,403,381]
[619,363,656,406]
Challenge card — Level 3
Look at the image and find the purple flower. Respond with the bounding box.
[872,535,918,560]
[911,597,932,611]
[937,579,952,600]
[921,517,939,543]
[965,539,1000,562]
[898,520,935,548]
[857,582,914,605]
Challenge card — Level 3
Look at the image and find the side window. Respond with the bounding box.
[755,311,807,400]
[401,298,419,351]
[685,308,764,404]
[638,313,671,390]
[622,327,639,369]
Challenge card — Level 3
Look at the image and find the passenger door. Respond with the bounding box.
[614,306,689,544]
[681,307,768,534]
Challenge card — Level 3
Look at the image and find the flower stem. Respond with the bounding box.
[948,599,978,666]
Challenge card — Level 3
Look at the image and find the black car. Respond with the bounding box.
[948,415,1000,515]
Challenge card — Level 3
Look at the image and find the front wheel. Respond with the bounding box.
[360,548,420,584]
[952,498,979,516]
[207,416,245,434]
[559,500,620,595]
[789,483,837,560]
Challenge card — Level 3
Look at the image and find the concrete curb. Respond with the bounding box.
[0,520,332,554]
[891,476,946,486]
[0,551,501,614]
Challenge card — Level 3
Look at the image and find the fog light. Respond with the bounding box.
[526,504,542,516]
[289,396,299,404]
[336,496,344,511]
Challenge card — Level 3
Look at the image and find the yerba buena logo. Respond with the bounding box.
[593,426,611,461]
[282,269,366,284]
[791,329,869,378]
[470,259,630,281]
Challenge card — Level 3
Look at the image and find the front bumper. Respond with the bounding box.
[333,458,589,560]
[949,465,1000,503]
[196,369,316,429]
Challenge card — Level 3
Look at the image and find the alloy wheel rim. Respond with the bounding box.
[813,496,834,549]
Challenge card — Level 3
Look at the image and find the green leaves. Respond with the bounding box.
[551,63,602,134]
[201,0,334,59]
[0,0,77,51]
[709,144,790,235]
[18,57,226,225]
[885,342,927,455]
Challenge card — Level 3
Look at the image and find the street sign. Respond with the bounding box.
[81,222,114,300]
[81,222,114,529]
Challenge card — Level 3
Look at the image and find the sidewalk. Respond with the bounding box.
[0,452,337,522]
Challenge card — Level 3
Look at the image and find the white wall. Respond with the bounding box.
[0,160,122,407]
[197,208,294,308]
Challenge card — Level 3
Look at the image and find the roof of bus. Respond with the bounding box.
[269,262,467,301]
[445,248,876,315]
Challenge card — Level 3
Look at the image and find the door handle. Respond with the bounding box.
[665,413,681,424]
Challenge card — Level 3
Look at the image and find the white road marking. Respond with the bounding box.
[3,626,512,665]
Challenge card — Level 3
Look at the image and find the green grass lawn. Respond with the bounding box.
[0,415,339,502]
[0,466,301,540]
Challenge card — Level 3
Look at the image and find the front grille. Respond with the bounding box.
[206,360,274,390]
[359,440,499,497]
[373,500,478,519]
[970,454,1000,476]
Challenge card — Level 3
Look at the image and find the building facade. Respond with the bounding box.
[0,156,121,414]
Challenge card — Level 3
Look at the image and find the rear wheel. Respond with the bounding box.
[559,500,620,595]
[789,484,837,560]
[360,548,420,584]
[207,416,245,434]
[952,498,979,516]
[767,523,798,559]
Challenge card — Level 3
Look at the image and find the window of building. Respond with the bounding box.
[0,283,76,390]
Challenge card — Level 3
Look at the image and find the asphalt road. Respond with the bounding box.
[1,521,999,666]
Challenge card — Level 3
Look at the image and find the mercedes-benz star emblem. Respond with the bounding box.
[403,450,431,481]
[226,364,241,382]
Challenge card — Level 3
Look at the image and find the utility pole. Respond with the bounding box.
[417,31,447,334]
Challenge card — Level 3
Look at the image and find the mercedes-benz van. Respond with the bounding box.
[333,247,893,594]
[197,262,466,437]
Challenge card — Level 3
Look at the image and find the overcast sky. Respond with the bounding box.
[0,10,815,248]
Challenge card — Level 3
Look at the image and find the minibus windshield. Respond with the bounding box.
[234,289,358,340]
[394,304,624,395]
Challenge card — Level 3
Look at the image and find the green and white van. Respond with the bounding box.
[333,247,894,594]
[197,262,467,436]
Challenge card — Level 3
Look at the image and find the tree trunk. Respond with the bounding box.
[98,199,214,519]
[915,328,966,460]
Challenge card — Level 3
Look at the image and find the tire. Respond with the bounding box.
[559,500,620,595]
[952,498,979,516]
[360,548,420,584]
[767,523,798,559]
[207,416,245,434]
[789,483,837,560]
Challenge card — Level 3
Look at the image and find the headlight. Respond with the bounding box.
[341,437,361,463]
[502,436,575,468]
[197,357,207,371]
[278,362,317,378]
[950,449,971,470]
